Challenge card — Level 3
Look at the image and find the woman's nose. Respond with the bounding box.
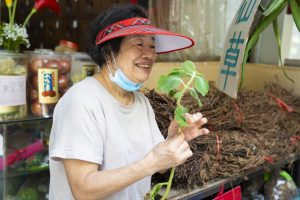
[142,47,156,59]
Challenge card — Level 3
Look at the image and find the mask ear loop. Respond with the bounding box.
[103,45,117,75]
[110,48,120,71]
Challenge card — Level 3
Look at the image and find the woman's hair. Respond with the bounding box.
[87,4,148,68]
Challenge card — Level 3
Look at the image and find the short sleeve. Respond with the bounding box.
[49,91,105,165]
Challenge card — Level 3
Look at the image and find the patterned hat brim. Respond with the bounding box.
[96,25,194,54]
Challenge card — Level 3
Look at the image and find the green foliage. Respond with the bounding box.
[150,60,209,200]
[240,0,297,88]
[290,0,300,31]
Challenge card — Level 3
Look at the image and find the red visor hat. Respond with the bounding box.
[95,17,195,54]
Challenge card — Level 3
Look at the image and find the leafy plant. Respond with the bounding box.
[147,60,209,200]
[240,0,300,88]
[1,0,60,51]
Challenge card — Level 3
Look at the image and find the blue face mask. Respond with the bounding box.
[108,68,142,92]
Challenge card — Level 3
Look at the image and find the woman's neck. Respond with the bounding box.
[94,66,134,106]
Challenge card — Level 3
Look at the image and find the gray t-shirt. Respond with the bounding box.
[49,77,164,200]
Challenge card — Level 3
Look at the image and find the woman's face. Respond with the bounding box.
[114,34,157,83]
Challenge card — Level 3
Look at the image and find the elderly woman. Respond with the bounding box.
[49,4,209,200]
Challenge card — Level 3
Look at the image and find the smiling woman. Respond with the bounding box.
[48,4,209,200]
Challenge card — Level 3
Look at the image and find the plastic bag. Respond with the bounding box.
[264,170,298,200]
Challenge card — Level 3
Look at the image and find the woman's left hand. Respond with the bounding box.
[167,112,209,141]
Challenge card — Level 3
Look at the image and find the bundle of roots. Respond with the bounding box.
[145,83,300,190]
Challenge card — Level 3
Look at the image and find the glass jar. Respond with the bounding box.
[71,52,98,85]
[0,51,28,121]
[55,40,78,53]
[27,52,71,117]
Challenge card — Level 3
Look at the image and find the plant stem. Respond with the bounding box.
[161,167,175,200]
[8,7,12,25]
[23,9,37,27]
[11,0,17,25]
[161,73,196,199]
[176,72,196,105]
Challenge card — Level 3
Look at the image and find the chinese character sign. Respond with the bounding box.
[217,0,261,98]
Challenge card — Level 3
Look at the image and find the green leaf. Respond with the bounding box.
[173,91,183,99]
[240,1,289,88]
[272,17,283,66]
[263,0,285,16]
[189,88,202,107]
[150,182,168,199]
[169,68,189,77]
[273,17,295,83]
[290,0,300,32]
[174,105,188,127]
[182,60,196,74]
[258,3,267,12]
[157,75,183,93]
[194,75,209,96]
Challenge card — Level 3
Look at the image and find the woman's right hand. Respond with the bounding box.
[143,133,193,175]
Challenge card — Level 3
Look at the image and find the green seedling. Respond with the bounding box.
[147,60,209,200]
[240,0,300,88]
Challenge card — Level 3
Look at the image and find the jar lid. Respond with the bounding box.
[59,40,79,51]
[0,50,27,58]
[72,52,92,60]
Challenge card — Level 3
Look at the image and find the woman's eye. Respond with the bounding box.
[137,43,143,47]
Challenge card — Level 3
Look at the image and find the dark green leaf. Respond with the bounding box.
[290,0,300,32]
[182,60,196,74]
[167,89,178,97]
[259,3,267,12]
[194,75,209,96]
[157,75,182,93]
[189,88,202,107]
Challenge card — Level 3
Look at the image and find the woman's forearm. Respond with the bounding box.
[64,155,157,199]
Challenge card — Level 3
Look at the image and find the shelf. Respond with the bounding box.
[166,153,300,199]
[0,115,52,125]
[0,165,49,179]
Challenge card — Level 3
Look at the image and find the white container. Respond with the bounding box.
[71,52,98,85]
[0,51,28,120]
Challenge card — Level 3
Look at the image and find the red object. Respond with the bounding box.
[290,136,300,145]
[216,134,221,160]
[34,0,60,14]
[0,140,44,170]
[95,17,194,54]
[59,40,79,51]
[131,0,138,4]
[264,156,275,164]
[232,101,244,124]
[268,93,293,112]
[213,185,242,200]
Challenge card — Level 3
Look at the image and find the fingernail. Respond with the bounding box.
[201,117,208,124]
[196,113,202,120]
[204,128,209,134]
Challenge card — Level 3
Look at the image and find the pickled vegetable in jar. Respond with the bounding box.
[0,51,28,120]
[27,51,71,117]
